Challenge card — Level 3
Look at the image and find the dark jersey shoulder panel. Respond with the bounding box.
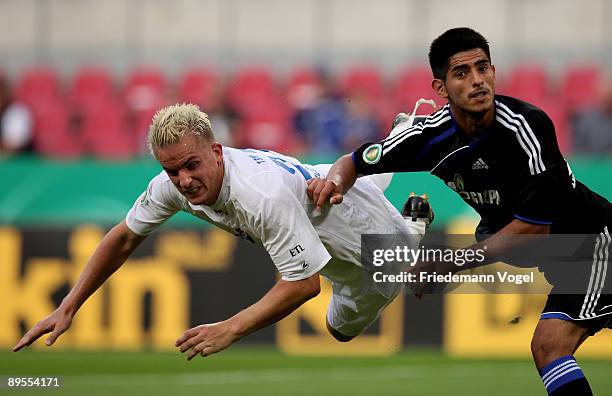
[353,104,456,174]
[352,95,611,234]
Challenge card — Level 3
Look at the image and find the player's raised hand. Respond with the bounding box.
[176,322,238,361]
[12,307,74,352]
[306,178,344,210]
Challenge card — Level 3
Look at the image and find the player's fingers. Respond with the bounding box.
[12,334,33,352]
[307,182,318,201]
[321,181,339,208]
[12,337,30,352]
[45,321,69,346]
[311,180,326,207]
[306,178,321,200]
[330,193,344,205]
[179,336,201,353]
[12,324,51,352]
[187,340,209,361]
[175,327,201,347]
[316,182,335,209]
[178,331,205,353]
[200,346,217,358]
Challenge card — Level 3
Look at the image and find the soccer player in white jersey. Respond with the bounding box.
[13,104,432,360]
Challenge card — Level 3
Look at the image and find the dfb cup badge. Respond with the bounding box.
[362,144,382,164]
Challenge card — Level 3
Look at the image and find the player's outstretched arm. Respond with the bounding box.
[407,218,550,296]
[307,153,357,209]
[459,218,550,271]
[12,220,146,351]
[176,272,321,360]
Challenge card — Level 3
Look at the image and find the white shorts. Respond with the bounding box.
[324,259,400,336]
[311,165,427,336]
[323,219,427,337]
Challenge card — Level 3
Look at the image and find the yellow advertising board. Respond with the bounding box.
[445,292,612,358]
[0,226,235,350]
[444,217,612,358]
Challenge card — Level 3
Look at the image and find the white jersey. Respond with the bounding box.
[126,147,414,283]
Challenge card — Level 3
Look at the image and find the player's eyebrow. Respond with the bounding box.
[162,156,198,172]
[475,59,490,66]
[449,58,490,73]
[449,63,470,73]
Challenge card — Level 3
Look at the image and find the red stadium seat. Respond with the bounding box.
[129,105,166,154]
[285,66,323,110]
[496,65,571,152]
[178,67,220,108]
[80,101,136,159]
[123,67,168,153]
[16,66,61,106]
[498,64,551,103]
[287,67,322,90]
[70,66,114,111]
[370,96,401,135]
[535,97,571,155]
[124,67,167,111]
[227,66,277,111]
[31,100,82,158]
[337,65,384,99]
[235,97,295,152]
[392,65,442,114]
[561,64,601,113]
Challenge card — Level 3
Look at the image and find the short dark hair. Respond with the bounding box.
[428,27,491,80]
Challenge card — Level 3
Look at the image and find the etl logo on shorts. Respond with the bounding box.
[290,244,304,257]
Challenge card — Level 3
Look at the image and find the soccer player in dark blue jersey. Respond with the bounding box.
[308,27,611,396]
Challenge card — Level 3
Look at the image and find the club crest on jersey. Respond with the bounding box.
[447,173,500,205]
[453,174,464,191]
[362,144,382,164]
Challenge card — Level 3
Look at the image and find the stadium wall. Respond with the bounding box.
[1,0,611,74]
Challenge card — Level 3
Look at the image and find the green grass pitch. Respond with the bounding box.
[1,347,611,395]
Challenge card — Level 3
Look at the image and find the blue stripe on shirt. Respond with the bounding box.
[513,214,552,225]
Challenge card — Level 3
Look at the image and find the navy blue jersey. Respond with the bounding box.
[353,95,611,234]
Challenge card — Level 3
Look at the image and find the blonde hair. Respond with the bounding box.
[147,103,215,156]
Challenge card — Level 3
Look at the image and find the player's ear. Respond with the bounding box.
[432,79,448,99]
[490,64,497,92]
[211,142,222,154]
[211,142,223,164]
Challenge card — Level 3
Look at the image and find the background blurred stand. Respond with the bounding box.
[571,76,612,155]
[0,72,33,157]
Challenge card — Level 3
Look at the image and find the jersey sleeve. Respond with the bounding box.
[509,109,570,225]
[352,109,453,175]
[125,172,182,236]
[248,173,331,281]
